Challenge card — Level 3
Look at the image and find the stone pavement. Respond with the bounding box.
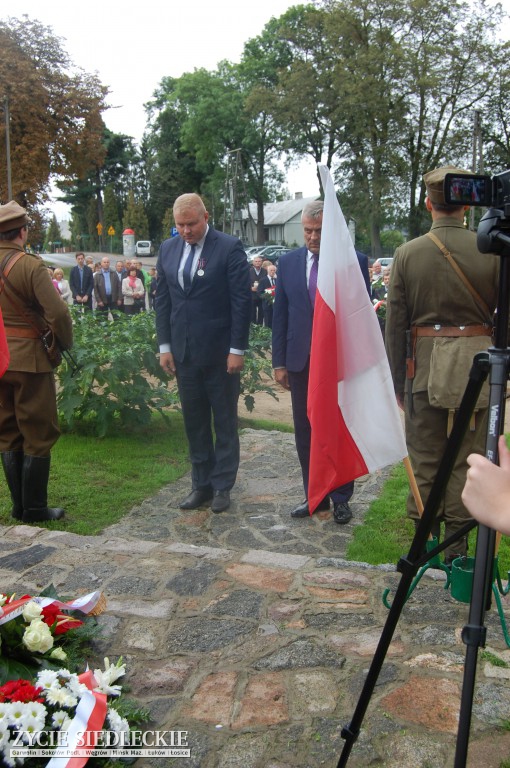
[1,428,510,767]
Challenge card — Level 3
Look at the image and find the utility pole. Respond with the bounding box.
[223,149,253,239]
[470,110,483,231]
[3,96,12,201]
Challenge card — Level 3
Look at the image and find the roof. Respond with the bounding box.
[242,196,320,225]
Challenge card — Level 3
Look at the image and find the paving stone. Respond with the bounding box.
[203,589,264,618]
[217,733,271,767]
[328,630,405,657]
[233,671,288,729]
[0,543,56,570]
[241,549,310,570]
[253,639,346,671]
[290,670,338,714]
[225,563,295,592]
[166,560,220,596]
[133,659,196,696]
[106,597,175,619]
[302,569,371,587]
[166,618,253,652]
[165,543,232,560]
[107,576,159,596]
[185,671,237,724]
[380,675,461,733]
[60,563,118,591]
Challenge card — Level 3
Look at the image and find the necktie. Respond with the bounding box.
[308,254,319,307]
[183,245,196,291]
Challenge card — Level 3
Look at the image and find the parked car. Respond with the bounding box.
[135,240,153,257]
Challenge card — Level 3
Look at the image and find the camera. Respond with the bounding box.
[444,170,510,209]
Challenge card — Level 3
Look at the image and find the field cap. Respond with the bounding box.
[0,201,30,232]
[423,166,471,205]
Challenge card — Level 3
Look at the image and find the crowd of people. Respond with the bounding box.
[50,253,158,315]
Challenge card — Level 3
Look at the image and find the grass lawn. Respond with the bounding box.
[0,412,191,536]
[346,462,510,575]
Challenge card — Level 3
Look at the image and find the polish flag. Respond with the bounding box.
[307,165,407,512]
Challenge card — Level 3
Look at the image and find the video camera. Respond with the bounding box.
[444,170,510,209]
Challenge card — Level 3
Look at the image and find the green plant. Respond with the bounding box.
[242,324,278,412]
[56,309,178,436]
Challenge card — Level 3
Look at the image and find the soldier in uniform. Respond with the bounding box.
[385,166,499,564]
[0,201,73,523]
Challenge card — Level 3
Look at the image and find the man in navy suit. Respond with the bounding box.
[272,200,370,523]
[156,193,251,513]
[69,252,94,311]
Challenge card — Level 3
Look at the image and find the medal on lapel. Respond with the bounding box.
[197,257,206,277]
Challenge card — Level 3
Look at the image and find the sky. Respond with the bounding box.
[9,0,320,218]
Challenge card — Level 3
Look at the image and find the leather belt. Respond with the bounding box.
[413,324,492,338]
[5,327,40,338]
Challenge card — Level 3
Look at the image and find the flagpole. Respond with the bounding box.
[402,456,433,541]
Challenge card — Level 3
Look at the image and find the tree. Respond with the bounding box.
[122,190,149,239]
[0,16,108,208]
[44,215,62,252]
[103,185,121,237]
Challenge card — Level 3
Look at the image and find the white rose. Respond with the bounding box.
[23,619,54,653]
[22,600,43,622]
[49,647,67,661]
[0,594,8,607]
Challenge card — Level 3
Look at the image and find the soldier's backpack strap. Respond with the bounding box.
[426,232,491,318]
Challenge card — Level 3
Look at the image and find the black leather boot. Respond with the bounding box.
[1,451,24,520]
[21,455,65,523]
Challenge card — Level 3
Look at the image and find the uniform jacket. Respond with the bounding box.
[272,246,370,373]
[0,245,73,373]
[385,217,499,397]
[69,264,93,300]
[94,269,121,306]
[155,228,251,366]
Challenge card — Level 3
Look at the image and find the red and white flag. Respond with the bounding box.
[307,165,407,512]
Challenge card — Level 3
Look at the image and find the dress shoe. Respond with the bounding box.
[333,501,353,525]
[290,498,330,518]
[211,490,230,513]
[179,488,213,510]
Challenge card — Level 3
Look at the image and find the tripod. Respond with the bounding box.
[337,208,510,768]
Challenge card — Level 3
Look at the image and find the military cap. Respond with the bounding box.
[423,165,470,205]
[0,201,30,233]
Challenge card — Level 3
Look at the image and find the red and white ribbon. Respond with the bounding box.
[0,591,102,625]
[45,669,107,768]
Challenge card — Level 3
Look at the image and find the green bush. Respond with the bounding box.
[56,309,177,436]
[56,311,277,436]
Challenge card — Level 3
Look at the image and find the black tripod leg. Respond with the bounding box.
[454,346,509,767]
[337,354,489,768]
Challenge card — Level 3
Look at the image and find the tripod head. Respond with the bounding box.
[477,207,510,256]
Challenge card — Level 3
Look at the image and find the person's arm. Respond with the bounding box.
[462,435,510,535]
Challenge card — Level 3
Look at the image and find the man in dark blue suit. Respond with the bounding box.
[156,193,251,513]
[69,252,94,311]
[272,200,370,523]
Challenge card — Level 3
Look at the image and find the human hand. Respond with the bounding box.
[227,353,244,374]
[274,368,290,390]
[462,435,510,535]
[159,352,176,376]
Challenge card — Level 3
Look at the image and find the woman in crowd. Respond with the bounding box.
[122,265,145,315]
[52,268,73,305]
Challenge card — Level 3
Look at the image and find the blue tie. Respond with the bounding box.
[183,245,196,292]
